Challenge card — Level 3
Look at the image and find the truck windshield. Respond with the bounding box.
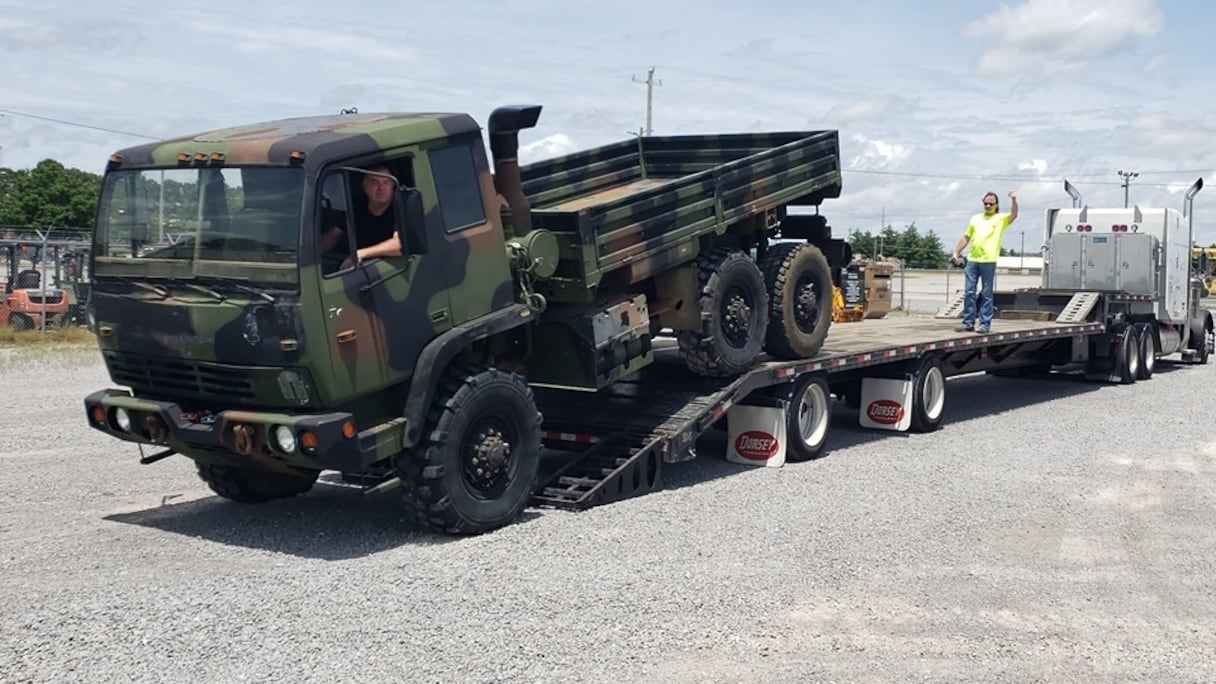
[93,167,303,287]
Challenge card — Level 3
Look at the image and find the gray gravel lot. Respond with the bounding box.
[2,342,1216,682]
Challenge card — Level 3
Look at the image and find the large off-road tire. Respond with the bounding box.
[781,374,832,462]
[677,248,769,377]
[759,243,833,359]
[196,463,319,503]
[396,365,542,535]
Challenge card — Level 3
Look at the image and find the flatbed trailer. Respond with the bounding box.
[530,311,1110,511]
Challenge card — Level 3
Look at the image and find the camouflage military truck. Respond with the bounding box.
[83,106,844,534]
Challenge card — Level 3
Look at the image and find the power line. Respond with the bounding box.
[843,167,1182,187]
[0,107,158,140]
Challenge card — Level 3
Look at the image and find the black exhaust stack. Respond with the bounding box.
[488,105,542,234]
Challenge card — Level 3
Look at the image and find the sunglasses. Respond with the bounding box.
[983,201,996,206]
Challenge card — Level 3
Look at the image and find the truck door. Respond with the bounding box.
[317,162,455,395]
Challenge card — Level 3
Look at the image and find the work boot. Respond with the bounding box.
[954,325,973,332]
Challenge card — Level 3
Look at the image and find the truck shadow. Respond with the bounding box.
[662,366,1180,492]
[103,479,545,559]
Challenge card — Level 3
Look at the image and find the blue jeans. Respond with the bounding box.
[962,261,997,329]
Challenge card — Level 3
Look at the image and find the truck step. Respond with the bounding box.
[1056,291,1100,324]
[533,432,662,510]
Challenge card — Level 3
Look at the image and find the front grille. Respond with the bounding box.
[104,352,257,404]
[28,293,65,305]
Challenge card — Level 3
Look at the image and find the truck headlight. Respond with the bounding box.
[272,425,297,453]
[114,408,132,432]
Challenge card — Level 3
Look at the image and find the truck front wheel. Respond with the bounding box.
[760,243,833,359]
[677,248,769,377]
[196,463,319,503]
[396,365,542,535]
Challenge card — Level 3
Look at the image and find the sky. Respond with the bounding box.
[2,0,1215,243]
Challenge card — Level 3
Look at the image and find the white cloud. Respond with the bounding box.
[847,134,911,169]
[824,96,902,124]
[964,0,1163,76]
[520,134,578,163]
[1018,159,1048,175]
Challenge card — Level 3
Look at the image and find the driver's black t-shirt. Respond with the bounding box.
[352,202,395,249]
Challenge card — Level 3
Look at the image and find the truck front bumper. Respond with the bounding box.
[83,389,374,472]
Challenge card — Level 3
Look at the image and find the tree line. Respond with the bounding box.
[0,160,101,237]
[847,223,949,269]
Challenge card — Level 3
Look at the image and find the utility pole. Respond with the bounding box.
[1118,169,1139,208]
[631,67,662,136]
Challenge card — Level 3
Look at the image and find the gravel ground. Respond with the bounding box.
[2,342,1216,683]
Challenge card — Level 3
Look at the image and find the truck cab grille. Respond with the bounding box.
[104,352,257,403]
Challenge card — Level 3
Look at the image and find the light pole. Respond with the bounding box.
[1020,230,1025,270]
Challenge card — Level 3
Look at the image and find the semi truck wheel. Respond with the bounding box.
[196,463,319,503]
[1114,323,1140,384]
[677,248,769,377]
[782,374,832,461]
[760,243,833,359]
[1135,323,1156,380]
[1188,313,1212,365]
[910,355,946,433]
[396,365,541,535]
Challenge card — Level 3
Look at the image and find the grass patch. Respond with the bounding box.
[0,326,98,348]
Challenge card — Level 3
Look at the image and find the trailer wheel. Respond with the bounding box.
[196,463,319,503]
[1114,324,1140,384]
[1135,323,1156,380]
[396,365,541,535]
[910,355,946,433]
[781,374,832,461]
[677,248,769,377]
[759,243,833,359]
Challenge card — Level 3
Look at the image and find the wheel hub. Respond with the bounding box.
[469,428,511,484]
[723,290,753,345]
[794,277,819,331]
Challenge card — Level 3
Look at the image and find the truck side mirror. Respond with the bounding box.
[396,187,429,255]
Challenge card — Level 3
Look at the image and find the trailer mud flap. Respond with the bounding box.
[859,377,914,431]
[725,398,788,468]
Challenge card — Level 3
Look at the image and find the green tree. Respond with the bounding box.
[0,160,102,235]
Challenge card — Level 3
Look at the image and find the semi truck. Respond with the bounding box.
[82,106,851,534]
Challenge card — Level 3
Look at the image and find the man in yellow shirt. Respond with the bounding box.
[951,190,1018,333]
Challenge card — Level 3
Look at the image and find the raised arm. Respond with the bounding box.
[1008,190,1019,223]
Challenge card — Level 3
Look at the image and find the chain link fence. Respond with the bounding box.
[1,226,94,334]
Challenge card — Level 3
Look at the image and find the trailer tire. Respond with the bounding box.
[396,365,541,535]
[781,374,832,461]
[677,248,769,377]
[759,243,833,360]
[910,355,946,433]
[1135,323,1156,380]
[1114,323,1140,384]
[196,463,319,503]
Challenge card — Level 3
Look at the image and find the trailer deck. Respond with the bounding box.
[532,315,1103,511]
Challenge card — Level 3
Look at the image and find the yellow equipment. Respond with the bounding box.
[1191,246,1216,297]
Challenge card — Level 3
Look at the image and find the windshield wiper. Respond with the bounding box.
[180,282,226,302]
[100,276,170,299]
[190,276,276,303]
